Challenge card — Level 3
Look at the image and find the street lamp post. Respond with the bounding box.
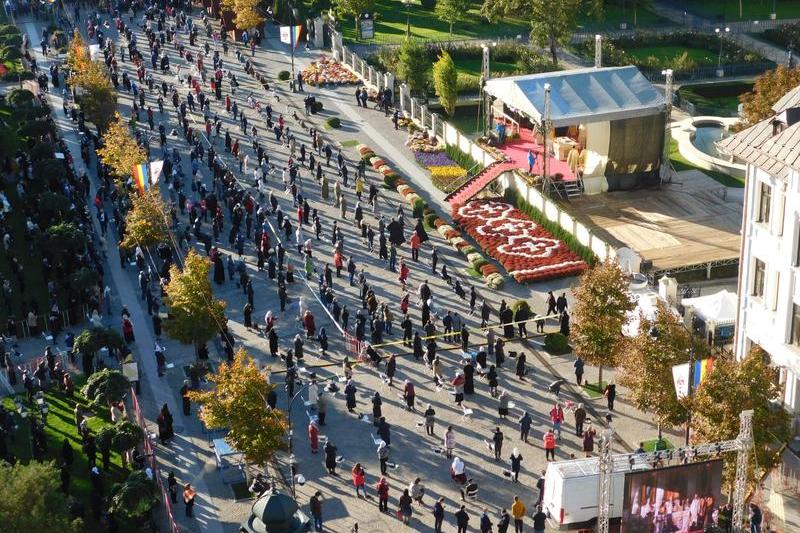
[403,0,411,38]
[715,27,730,77]
[685,347,696,446]
[290,6,299,91]
[286,382,312,498]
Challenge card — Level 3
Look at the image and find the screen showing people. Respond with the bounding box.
[622,460,725,533]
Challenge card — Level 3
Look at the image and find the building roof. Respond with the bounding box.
[719,117,800,179]
[484,66,665,128]
[772,84,800,113]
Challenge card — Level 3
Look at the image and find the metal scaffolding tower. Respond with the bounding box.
[595,410,754,533]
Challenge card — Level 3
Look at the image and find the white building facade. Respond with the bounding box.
[722,87,800,413]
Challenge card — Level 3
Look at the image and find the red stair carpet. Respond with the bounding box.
[447,161,518,210]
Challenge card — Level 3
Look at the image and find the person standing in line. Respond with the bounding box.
[535,470,546,506]
[377,440,389,475]
[583,422,597,457]
[309,491,323,532]
[603,381,617,411]
[183,483,196,517]
[511,496,526,533]
[444,426,455,458]
[455,504,470,533]
[398,488,413,526]
[180,380,191,416]
[519,411,532,443]
[574,403,587,437]
[424,403,436,436]
[492,427,504,460]
[168,472,178,503]
[544,429,557,461]
[510,448,523,483]
[324,440,338,475]
[376,477,389,513]
[532,505,547,533]
[498,508,511,533]
[433,497,445,533]
[480,508,493,533]
[749,503,762,533]
[352,463,366,498]
[574,356,584,386]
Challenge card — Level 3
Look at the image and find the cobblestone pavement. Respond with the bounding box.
[11,7,685,532]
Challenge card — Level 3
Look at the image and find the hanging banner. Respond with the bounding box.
[280,25,303,48]
[132,163,149,194]
[149,160,164,185]
[672,362,690,399]
[89,43,101,60]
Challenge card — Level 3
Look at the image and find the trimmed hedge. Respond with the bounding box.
[412,198,426,218]
[325,117,341,129]
[543,333,571,355]
[277,70,291,81]
[504,188,598,266]
[445,144,484,175]
[424,213,438,227]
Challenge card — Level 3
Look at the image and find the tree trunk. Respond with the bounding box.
[355,17,359,39]
[549,37,558,65]
[634,6,637,26]
[598,365,604,390]
[449,22,453,35]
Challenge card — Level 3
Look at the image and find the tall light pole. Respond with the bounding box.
[290,6,299,91]
[543,83,551,183]
[403,0,411,38]
[594,34,602,68]
[715,26,730,76]
[661,69,673,184]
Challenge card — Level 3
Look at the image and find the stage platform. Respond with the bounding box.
[566,170,743,276]
[497,128,577,181]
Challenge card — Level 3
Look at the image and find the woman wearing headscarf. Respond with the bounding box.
[509,447,523,482]
[318,328,328,356]
[345,380,357,412]
[372,391,382,426]
[324,440,338,475]
[308,420,319,453]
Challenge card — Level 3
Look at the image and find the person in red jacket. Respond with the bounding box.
[398,258,410,289]
[410,230,421,261]
[549,403,564,440]
[308,421,319,453]
[334,250,344,276]
[376,476,390,513]
[403,379,416,411]
[543,429,557,461]
[304,310,316,338]
[352,463,366,498]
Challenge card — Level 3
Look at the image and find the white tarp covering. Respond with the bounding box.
[484,66,666,128]
[681,289,737,325]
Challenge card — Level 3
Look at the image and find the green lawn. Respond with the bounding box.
[454,57,519,77]
[642,438,675,452]
[339,0,530,44]
[626,46,719,66]
[582,380,608,399]
[669,137,744,187]
[2,376,129,532]
[682,0,800,21]
[576,4,670,31]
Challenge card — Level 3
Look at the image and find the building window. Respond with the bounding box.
[753,259,766,297]
[757,182,771,223]
[793,304,800,346]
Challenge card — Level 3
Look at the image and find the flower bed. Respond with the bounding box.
[454,199,587,283]
[406,131,442,153]
[301,56,359,85]
[357,144,503,288]
[414,151,468,191]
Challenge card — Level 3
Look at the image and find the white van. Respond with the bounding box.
[543,457,649,531]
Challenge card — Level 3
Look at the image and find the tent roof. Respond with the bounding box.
[681,289,738,325]
[484,66,666,128]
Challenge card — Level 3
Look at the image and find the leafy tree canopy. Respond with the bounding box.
[121,190,172,250]
[396,39,429,94]
[432,51,458,117]
[97,113,147,179]
[739,65,800,128]
[109,470,159,520]
[0,461,81,531]
[81,368,130,407]
[189,348,288,466]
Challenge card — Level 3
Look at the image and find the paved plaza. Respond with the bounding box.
[5,5,693,532]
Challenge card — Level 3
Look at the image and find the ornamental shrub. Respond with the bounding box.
[325,117,341,128]
[277,70,291,81]
[424,213,439,227]
[313,101,324,112]
[543,333,572,355]
[412,198,426,217]
[384,174,400,188]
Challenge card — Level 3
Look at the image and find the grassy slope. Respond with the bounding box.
[625,46,719,66]
[576,4,669,31]
[339,0,529,44]
[2,376,128,532]
[669,137,744,188]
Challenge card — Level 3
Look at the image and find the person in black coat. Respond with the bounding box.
[413,218,429,243]
[515,352,527,380]
[345,380,357,412]
[324,441,338,475]
[385,354,396,387]
[497,509,511,533]
[501,307,514,338]
[495,338,505,367]
[372,392,382,426]
[268,328,279,357]
[560,311,571,337]
[463,361,475,395]
[433,497,445,533]
[455,505,470,533]
[413,331,423,360]
[60,463,70,494]
[377,417,391,446]
[603,382,617,411]
[62,438,74,466]
[243,303,253,328]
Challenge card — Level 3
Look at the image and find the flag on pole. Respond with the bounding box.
[149,160,164,186]
[672,357,714,399]
[280,25,303,48]
[692,357,714,389]
[132,163,149,194]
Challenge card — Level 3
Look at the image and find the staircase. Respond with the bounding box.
[561,179,583,199]
[446,161,518,209]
